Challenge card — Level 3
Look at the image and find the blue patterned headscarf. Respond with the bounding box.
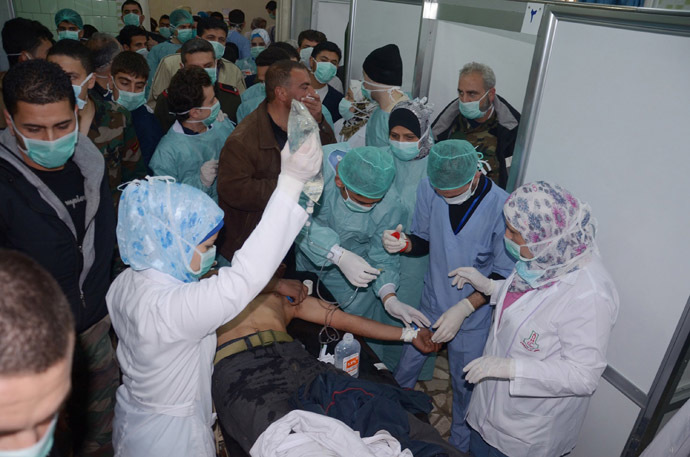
[117,177,224,283]
[503,181,597,291]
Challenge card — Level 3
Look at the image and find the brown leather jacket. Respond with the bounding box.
[216,100,336,260]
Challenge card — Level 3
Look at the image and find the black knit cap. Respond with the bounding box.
[389,107,421,137]
[362,44,402,86]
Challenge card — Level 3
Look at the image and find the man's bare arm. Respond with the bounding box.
[292,297,441,353]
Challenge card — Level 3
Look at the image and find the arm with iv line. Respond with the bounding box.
[159,137,322,339]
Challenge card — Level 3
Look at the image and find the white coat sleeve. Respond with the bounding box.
[509,289,617,397]
[162,188,308,339]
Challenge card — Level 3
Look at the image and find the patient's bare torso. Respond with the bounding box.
[216,292,295,346]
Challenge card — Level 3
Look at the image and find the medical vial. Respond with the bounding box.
[334,333,361,378]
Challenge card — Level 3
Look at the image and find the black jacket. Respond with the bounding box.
[432,94,520,189]
[0,129,116,333]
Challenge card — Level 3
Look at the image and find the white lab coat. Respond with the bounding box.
[107,190,308,457]
[466,255,619,457]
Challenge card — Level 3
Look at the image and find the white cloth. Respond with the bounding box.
[107,190,308,457]
[467,255,619,457]
[640,398,690,457]
[334,118,367,148]
[250,410,412,457]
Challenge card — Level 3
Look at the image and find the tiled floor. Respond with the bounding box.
[415,348,453,440]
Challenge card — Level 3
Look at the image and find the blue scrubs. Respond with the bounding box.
[394,177,514,452]
[295,143,407,325]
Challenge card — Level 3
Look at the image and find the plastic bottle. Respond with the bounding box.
[287,99,324,202]
[334,333,361,378]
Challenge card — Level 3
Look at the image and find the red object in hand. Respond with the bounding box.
[392,232,401,240]
[391,231,409,253]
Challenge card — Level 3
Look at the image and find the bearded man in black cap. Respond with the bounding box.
[361,43,409,147]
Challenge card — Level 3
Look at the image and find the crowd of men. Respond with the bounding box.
[0,1,524,456]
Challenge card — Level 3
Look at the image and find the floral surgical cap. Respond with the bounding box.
[117,177,224,283]
[503,181,597,291]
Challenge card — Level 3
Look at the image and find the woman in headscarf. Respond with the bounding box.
[106,133,321,456]
[368,98,434,373]
[450,181,620,457]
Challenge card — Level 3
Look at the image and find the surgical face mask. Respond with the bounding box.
[313,61,337,84]
[515,260,546,288]
[192,245,216,278]
[207,40,225,60]
[204,66,218,85]
[136,47,149,58]
[123,13,141,27]
[250,45,265,60]
[187,100,221,127]
[269,13,276,20]
[176,28,194,43]
[443,178,476,205]
[11,116,78,169]
[114,87,146,111]
[72,73,93,110]
[159,26,172,39]
[0,415,57,457]
[58,30,79,41]
[389,139,419,161]
[343,188,375,213]
[458,90,491,120]
[504,237,521,260]
[361,80,399,104]
[299,46,312,65]
[361,85,373,102]
[338,98,355,121]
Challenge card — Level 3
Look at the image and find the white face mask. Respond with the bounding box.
[443,178,476,205]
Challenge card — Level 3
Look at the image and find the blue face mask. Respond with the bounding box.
[338,98,355,121]
[250,45,265,60]
[343,188,375,213]
[204,67,218,86]
[123,13,140,27]
[0,415,57,457]
[58,30,79,41]
[504,237,521,260]
[176,28,194,43]
[313,61,337,84]
[192,245,216,279]
[515,260,545,288]
[11,116,78,169]
[188,100,221,127]
[389,140,419,161]
[208,40,225,60]
[458,90,491,120]
[159,26,172,39]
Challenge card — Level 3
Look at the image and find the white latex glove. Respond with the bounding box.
[383,296,431,328]
[334,248,379,287]
[280,133,322,183]
[449,267,495,295]
[200,159,218,187]
[382,224,408,254]
[463,356,516,384]
[431,298,475,343]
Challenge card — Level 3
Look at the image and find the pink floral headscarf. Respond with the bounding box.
[503,181,597,292]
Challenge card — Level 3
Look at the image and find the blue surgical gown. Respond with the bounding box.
[149,118,235,202]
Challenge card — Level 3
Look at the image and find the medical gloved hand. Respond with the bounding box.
[200,159,219,187]
[449,267,495,296]
[382,224,408,254]
[431,299,475,343]
[280,134,322,183]
[463,356,516,384]
[383,295,431,328]
[332,247,379,287]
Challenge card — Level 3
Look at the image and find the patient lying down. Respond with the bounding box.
[212,280,467,457]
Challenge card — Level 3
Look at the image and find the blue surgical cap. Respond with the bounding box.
[427,140,480,190]
[55,8,84,30]
[117,177,224,283]
[170,9,194,28]
[338,146,396,199]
